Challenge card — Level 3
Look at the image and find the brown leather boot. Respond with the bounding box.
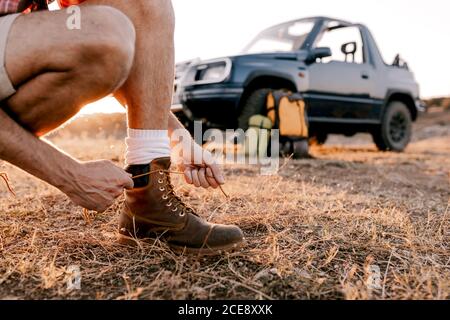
[118,157,244,255]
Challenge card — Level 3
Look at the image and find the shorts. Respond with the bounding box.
[0,13,20,101]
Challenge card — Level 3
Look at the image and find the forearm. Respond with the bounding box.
[168,112,189,135]
[0,109,79,191]
[168,112,196,147]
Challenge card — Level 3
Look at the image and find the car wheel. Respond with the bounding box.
[238,88,272,131]
[372,101,412,152]
[292,139,310,159]
[280,139,310,159]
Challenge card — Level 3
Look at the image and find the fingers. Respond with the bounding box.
[203,154,225,185]
[113,188,124,198]
[185,167,219,189]
[198,168,210,189]
[179,143,226,189]
[191,168,201,188]
[184,164,225,188]
[122,174,134,190]
[112,165,134,190]
[184,168,193,185]
[207,163,225,185]
[96,192,121,212]
[206,168,219,189]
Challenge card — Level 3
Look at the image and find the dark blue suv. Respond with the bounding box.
[173,16,425,151]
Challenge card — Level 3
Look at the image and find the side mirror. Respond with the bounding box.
[306,47,332,64]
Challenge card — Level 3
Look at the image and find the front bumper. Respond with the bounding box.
[172,86,244,109]
[179,86,244,103]
[171,85,244,128]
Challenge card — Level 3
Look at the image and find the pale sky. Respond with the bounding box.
[80,0,449,113]
[173,0,449,98]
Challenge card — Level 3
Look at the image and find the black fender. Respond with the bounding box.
[238,71,298,112]
[382,90,417,121]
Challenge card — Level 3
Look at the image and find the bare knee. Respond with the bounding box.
[71,6,136,93]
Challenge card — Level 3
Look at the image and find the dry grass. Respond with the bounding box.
[0,110,449,300]
[426,97,450,111]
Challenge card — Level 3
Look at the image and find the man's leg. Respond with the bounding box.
[111,0,174,131]
[85,0,174,165]
[4,6,136,136]
[83,0,243,255]
[0,7,136,212]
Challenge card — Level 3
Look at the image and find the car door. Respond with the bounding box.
[305,25,379,123]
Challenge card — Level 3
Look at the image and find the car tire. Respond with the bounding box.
[292,139,310,159]
[372,101,412,152]
[280,139,311,159]
[238,88,272,131]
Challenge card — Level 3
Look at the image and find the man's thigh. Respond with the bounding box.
[1,5,135,136]
[5,7,103,88]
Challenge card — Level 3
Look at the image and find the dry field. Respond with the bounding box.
[0,109,449,300]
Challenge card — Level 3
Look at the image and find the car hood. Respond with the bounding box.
[229,51,309,61]
[176,51,309,68]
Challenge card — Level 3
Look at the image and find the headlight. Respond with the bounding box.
[198,64,227,81]
[187,58,232,85]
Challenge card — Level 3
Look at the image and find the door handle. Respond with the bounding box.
[361,72,370,80]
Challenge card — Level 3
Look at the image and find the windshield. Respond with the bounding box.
[243,20,315,54]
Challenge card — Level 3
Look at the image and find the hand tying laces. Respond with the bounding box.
[0,169,228,223]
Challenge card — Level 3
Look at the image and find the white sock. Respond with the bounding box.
[125,129,171,165]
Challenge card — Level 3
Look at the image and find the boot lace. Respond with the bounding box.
[132,169,228,218]
[0,172,15,196]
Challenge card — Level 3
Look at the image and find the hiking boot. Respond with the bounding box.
[118,157,244,255]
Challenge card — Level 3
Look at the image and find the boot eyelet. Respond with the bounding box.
[167,203,172,207]
[172,207,178,212]
[159,171,164,175]
[158,179,164,184]
[162,195,168,200]
[179,212,186,217]
[159,187,165,192]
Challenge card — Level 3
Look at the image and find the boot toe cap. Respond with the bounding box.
[208,224,244,248]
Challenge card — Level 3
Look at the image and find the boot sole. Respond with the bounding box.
[117,233,244,256]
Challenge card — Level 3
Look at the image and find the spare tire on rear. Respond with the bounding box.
[238,89,272,131]
[238,88,311,159]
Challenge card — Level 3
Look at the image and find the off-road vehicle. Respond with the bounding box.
[173,16,426,151]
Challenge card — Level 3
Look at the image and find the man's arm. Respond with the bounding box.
[168,111,189,139]
[0,109,133,211]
